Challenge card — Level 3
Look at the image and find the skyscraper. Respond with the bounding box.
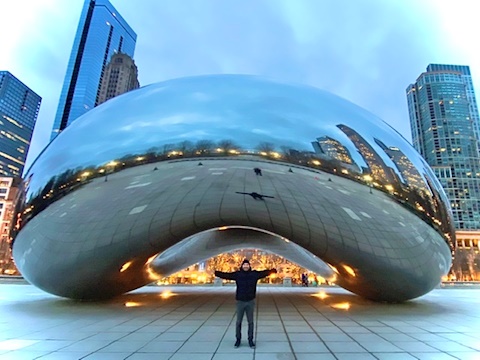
[407,64,480,230]
[97,52,139,105]
[427,64,480,144]
[51,0,136,140]
[0,71,41,177]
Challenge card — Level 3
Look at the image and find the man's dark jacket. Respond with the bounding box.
[215,268,275,301]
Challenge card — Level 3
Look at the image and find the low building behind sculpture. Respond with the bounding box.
[451,231,480,281]
[0,177,21,275]
[97,52,139,106]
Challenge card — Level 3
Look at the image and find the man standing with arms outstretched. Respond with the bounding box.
[215,259,277,348]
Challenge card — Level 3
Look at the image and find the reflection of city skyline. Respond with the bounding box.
[312,136,354,164]
[374,139,428,193]
[337,124,402,189]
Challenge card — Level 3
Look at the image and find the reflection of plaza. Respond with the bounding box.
[158,249,330,286]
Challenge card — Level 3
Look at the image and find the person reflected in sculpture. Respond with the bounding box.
[254,167,262,176]
[235,191,274,201]
[215,259,277,348]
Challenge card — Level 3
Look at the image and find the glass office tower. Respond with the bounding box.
[407,64,480,230]
[0,71,41,177]
[427,64,480,145]
[51,0,136,140]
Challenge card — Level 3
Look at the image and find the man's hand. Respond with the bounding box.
[271,268,277,274]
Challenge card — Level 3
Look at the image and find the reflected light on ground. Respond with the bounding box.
[160,290,175,299]
[311,291,328,300]
[125,301,141,307]
[331,302,351,310]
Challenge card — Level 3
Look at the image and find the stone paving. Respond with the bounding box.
[1,284,480,359]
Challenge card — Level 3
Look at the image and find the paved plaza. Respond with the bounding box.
[0,283,480,360]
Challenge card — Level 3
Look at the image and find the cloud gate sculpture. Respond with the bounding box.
[12,75,454,302]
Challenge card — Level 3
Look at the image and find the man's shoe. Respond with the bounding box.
[248,339,256,348]
[234,339,241,348]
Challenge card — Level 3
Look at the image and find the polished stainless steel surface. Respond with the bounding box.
[12,75,454,301]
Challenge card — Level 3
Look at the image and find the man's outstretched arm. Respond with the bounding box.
[256,269,277,279]
[214,270,237,280]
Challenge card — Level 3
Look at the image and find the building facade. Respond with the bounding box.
[51,0,136,140]
[407,64,480,230]
[0,177,21,275]
[0,71,41,177]
[427,64,480,145]
[97,52,139,105]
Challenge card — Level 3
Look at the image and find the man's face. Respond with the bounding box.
[242,262,251,271]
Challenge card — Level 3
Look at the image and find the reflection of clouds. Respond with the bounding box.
[117,113,224,132]
[130,85,166,100]
[190,92,212,102]
[178,130,210,138]
[252,128,270,135]
[119,121,156,131]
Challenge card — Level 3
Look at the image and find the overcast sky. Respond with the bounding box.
[1,0,479,170]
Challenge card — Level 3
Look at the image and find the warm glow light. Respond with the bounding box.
[145,255,156,265]
[136,156,144,161]
[218,226,229,231]
[146,266,162,281]
[81,171,90,177]
[260,151,268,156]
[106,161,117,167]
[125,301,141,307]
[363,175,373,182]
[120,261,132,272]
[328,274,338,283]
[311,160,321,166]
[331,302,350,310]
[160,291,175,299]
[416,204,425,211]
[342,264,356,277]
[385,184,394,192]
[312,291,328,300]
[270,151,281,158]
[328,264,339,274]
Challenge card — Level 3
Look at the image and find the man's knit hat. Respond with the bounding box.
[240,259,251,270]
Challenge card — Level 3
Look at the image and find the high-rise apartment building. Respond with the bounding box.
[427,64,480,144]
[97,52,139,105]
[51,0,136,140]
[0,71,41,177]
[406,64,480,230]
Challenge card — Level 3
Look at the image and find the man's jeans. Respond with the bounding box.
[236,300,255,340]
